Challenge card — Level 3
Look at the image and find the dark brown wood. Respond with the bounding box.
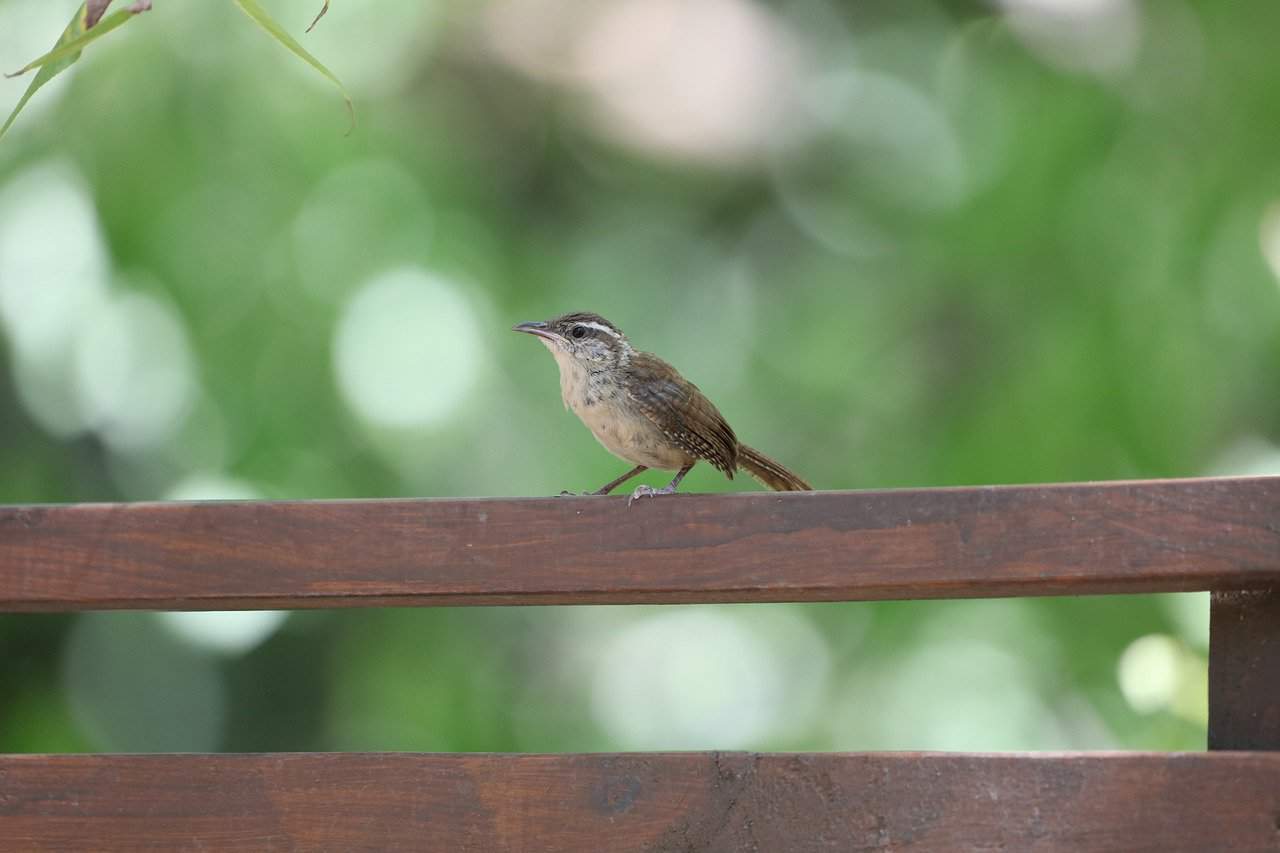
[2,477,1279,612]
[1209,588,1280,750]
[2,752,1279,851]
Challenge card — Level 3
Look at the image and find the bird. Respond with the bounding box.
[513,312,811,503]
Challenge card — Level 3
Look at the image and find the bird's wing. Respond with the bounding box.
[623,352,738,475]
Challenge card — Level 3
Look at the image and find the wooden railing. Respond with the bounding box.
[2,476,1279,850]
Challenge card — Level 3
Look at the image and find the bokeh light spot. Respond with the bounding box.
[1258,201,1280,289]
[74,290,197,451]
[571,0,797,164]
[588,608,828,749]
[160,610,289,656]
[1207,436,1280,478]
[838,638,1059,750]
[165,472,264,502]
[0,161,109,362]
[333,268,483,429]
[1116,634,1181,714]
[0,161,112,438]
[997,0,1142,75]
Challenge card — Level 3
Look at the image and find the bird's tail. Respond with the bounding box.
[737,444,812,491]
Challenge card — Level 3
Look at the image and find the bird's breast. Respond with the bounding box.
[560,368,691,470]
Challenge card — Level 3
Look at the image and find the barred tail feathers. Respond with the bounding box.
[737,444,811,491]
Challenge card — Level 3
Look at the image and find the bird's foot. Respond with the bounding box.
[628,483,677,507]
[557,490,580,496]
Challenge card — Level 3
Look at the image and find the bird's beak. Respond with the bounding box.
[512,320,562,343]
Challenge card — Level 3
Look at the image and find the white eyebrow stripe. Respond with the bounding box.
[578,321,622,338]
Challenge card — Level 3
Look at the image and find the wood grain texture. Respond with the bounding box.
[1209,588,1280,750]
[3,752,1280,852]
[2,477,1278,612]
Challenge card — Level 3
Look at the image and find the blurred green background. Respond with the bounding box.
[2,0,1277,754]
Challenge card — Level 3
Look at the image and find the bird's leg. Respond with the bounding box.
[559,465,646,496]
[628,463,695,506]
[587,465,648,496]
[555,464,648,496]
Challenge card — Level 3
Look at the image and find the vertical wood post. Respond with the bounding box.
[1208,589,1280,750]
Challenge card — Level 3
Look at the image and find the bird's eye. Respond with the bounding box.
[571,325,587,339]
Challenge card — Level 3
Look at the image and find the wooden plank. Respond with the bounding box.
[1209,588,1280,750]
[2,752,1279,852]
[1,477,1279,612]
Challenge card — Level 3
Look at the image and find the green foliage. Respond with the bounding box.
[1,0,349,141]
[1,0,1276,754]
[5,5,141,79]
[1,4,151,140]
[232,0,351,131]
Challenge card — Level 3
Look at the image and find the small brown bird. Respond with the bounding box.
[514,312,811,502]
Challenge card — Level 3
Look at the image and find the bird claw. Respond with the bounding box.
[628,485,654,506]
[628,484,674,507]
[557,490,579,496]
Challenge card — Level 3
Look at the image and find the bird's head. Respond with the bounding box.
[512,312,633,371]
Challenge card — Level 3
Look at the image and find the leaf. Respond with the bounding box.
[0,8,82,142]
[231,0,354,133]
[306,1,330,33]
[1,13,79,141]
[1,2,149,141]
[5,3,151,80]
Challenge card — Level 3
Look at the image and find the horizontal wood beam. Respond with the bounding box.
[2,477,1278,611]
[2,752,1280,851]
